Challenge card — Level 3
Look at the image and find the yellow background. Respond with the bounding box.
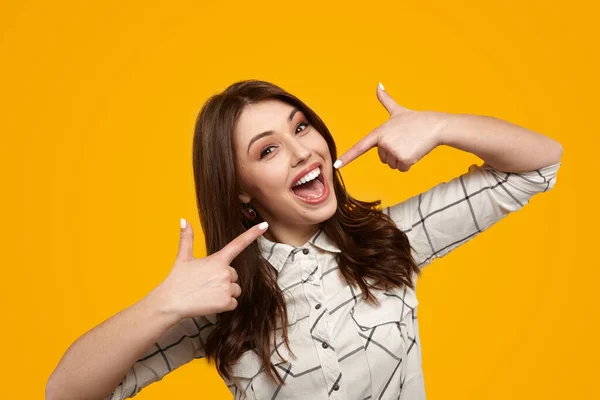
[1,1,597,399]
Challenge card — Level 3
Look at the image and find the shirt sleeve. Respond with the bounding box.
[385,161,562,270]
[104,314,217,400]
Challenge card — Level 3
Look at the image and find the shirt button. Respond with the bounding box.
[307,275,315,282]
[321,342,329,349]
[333,384,340,391]
[302,248,309,255]
[315,303,322,309]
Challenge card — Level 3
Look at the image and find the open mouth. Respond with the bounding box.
[290,165,328,202]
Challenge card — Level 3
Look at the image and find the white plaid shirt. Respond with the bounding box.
[107,161,561,400]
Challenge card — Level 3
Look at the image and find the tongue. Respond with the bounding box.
[292,179,324,199]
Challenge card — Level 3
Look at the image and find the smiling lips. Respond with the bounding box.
[292,166,321,187]
[290,165,329,204]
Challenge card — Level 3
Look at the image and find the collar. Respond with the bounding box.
[257,226,341,273]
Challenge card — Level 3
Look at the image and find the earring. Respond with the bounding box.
[242,202,257,220]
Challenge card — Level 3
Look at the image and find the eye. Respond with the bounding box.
[258,121,311,160]
[296,121,310,134]
[259,145,276,159]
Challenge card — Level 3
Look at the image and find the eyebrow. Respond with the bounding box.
[246,107,301,154]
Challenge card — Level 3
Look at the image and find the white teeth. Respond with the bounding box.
[292,167,321,187]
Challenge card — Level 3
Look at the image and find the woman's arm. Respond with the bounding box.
[46,217,264,399]
[438,113,564,172]
[334,84,564,172]
[46,289,181,400]
[385,114,563,270]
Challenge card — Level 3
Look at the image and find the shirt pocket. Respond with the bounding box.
[350,285,418,329]
[229,350,264,400]
[229,329,295,399]
[349,286,420,399]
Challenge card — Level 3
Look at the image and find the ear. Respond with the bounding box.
[238,191,251,203]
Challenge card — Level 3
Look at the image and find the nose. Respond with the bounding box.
[290,140,311,168]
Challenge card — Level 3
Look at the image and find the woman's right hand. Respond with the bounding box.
[151,218,269,320]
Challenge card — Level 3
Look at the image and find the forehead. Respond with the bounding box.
[235,99,297,139]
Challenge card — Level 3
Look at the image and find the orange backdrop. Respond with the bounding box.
[1,1,597,399]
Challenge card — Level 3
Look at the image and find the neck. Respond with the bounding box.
[262,221,321,247]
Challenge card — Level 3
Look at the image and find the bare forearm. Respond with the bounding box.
[46,289,180,400]
[438,113,564,172]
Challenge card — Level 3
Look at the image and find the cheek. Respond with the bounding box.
[313,134,331,159]
[244,166,289,199]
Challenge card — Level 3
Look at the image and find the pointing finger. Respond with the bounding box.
[215,221,269,264]
[333,131,378,169]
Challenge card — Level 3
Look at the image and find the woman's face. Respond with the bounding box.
[234,99,337,229]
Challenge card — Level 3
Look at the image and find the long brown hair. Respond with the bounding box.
[192,79,421,385]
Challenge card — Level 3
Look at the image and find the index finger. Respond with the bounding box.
[334,131,378,169]
[215,221,269,264]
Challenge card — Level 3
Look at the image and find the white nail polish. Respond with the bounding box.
[180,218,187,229]
[258,221,269,230]
[378,82,385,91]
[333,160,342,169]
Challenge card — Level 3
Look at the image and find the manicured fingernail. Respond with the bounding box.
[258,221,269,230]
[378,82,385,91]
[180,218,187,229]
[333,160,342,169]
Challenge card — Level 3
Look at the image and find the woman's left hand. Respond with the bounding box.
[335,84,450,172]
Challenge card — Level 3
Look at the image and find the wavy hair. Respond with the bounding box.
[192,79,421,385]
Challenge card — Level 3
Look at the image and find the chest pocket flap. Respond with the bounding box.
[350,285,418,330]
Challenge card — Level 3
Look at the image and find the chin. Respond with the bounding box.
[304,195,338,224]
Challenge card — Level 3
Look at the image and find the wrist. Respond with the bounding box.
[433,111,455,147]
[143,285,182,326]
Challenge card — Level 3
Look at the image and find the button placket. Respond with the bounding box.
[317,274,344,395]
[298,251,341,394]
[300,250,320,287]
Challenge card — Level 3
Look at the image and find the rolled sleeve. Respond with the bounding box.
[105,315,216,400]
[387,161,562,269]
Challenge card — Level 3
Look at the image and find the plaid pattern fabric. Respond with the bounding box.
[106,161,561,399]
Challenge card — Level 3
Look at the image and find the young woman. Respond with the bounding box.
[46,80,563,400]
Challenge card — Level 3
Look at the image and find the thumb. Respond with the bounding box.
[376,83,410,117]
[177,218,195,261]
